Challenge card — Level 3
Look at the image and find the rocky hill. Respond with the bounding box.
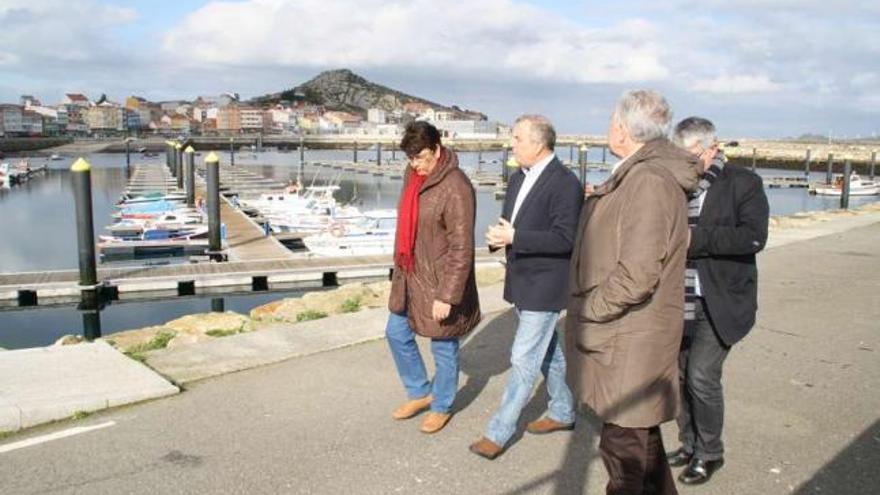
[251,69,486,119]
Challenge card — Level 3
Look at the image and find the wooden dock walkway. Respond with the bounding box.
[187,163,296,262]
[124,164,178,193]
[195,164,287,196]
[215,191,295,262]
[765,176,810,188]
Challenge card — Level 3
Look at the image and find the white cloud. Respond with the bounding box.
[851,72,879,88]
[0,0,137,64]
[0,52,19,65]
[161,0,669,84]
[1,0,879,134]
[693,74,782,94]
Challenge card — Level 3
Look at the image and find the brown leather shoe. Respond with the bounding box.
[469,437,504,460]
[391,395,432,420]
[420,412,452,434]
[526,417,575,435]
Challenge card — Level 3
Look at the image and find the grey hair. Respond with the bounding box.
[673,117,716,150]
[515,114,556,150]
[612,90,672,143]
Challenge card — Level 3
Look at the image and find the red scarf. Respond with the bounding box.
[394,168,429,273]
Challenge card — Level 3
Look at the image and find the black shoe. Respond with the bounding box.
[666,447,693,468]
[678,457,724,485]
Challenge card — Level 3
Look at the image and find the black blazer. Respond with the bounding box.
[498,157,583,311]
[689,165,769,346]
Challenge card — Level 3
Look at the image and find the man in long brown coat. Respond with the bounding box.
[565,90,701,494]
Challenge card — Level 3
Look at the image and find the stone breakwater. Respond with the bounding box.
[723,139,880,174]
[52,266,506,355]
[0,137,72,154]
[768,200,880,230]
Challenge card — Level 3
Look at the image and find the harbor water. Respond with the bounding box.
[0,147,876,349]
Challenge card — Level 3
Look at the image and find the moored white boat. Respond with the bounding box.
[813,173,879,196]
[266,204,364,235]
[106,212,205,237]
[99,225,210,243]
[239,186,340,216]
[303,209,397,257]
[114,205,203,222]
[118,193,187,206]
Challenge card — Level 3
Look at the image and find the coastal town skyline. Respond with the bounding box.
[1,0,878,137]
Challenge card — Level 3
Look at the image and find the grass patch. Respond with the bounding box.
[124,331,176,362]
[127,353,147,363]
[206,329,239,338]
[340,297,362,313]
[296,310,328,322]
[72,410,93,420]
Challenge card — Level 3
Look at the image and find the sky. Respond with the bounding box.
[1,0,878,138]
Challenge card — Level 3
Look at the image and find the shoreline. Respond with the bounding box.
[3,136,878,171]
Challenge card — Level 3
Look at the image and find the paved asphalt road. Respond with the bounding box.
[1,224,878,495]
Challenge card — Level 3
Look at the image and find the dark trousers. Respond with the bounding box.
[677,297,730,461]
[599,423,678,495]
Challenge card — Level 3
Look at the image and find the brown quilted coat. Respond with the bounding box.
[388,147,481,338]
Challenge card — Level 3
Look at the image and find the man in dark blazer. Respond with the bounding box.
[668,117,770,485]
[469,115,584,459]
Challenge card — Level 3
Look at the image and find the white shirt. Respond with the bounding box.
[610,145,643,175]
[510,153,554,224]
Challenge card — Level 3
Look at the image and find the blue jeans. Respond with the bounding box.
[486,309,575,446]
[385,311,460,414]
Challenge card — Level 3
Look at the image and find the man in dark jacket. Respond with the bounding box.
[469,115,583,459]
[667,117,770,485]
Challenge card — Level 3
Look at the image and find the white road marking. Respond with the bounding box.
[0,421,116,454]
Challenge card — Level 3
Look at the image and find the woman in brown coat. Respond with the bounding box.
[385,121,481,434]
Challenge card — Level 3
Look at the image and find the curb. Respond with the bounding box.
[0,341,179,433]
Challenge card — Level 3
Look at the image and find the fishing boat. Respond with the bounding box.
[116,210,203,223]
[8,160,29,185]
[266,204,365,235]
[239,186,341,216]
[117,191,187,206]
[98,229,213,259]
[106,211,205,236]
[49,154,62,161]
[812,173,879,196]
[303,209,397,257]
[114,203,203,221]
[0,160,47,186]
[100,225,209,243]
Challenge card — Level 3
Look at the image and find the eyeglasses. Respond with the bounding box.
[408,151,434,165]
